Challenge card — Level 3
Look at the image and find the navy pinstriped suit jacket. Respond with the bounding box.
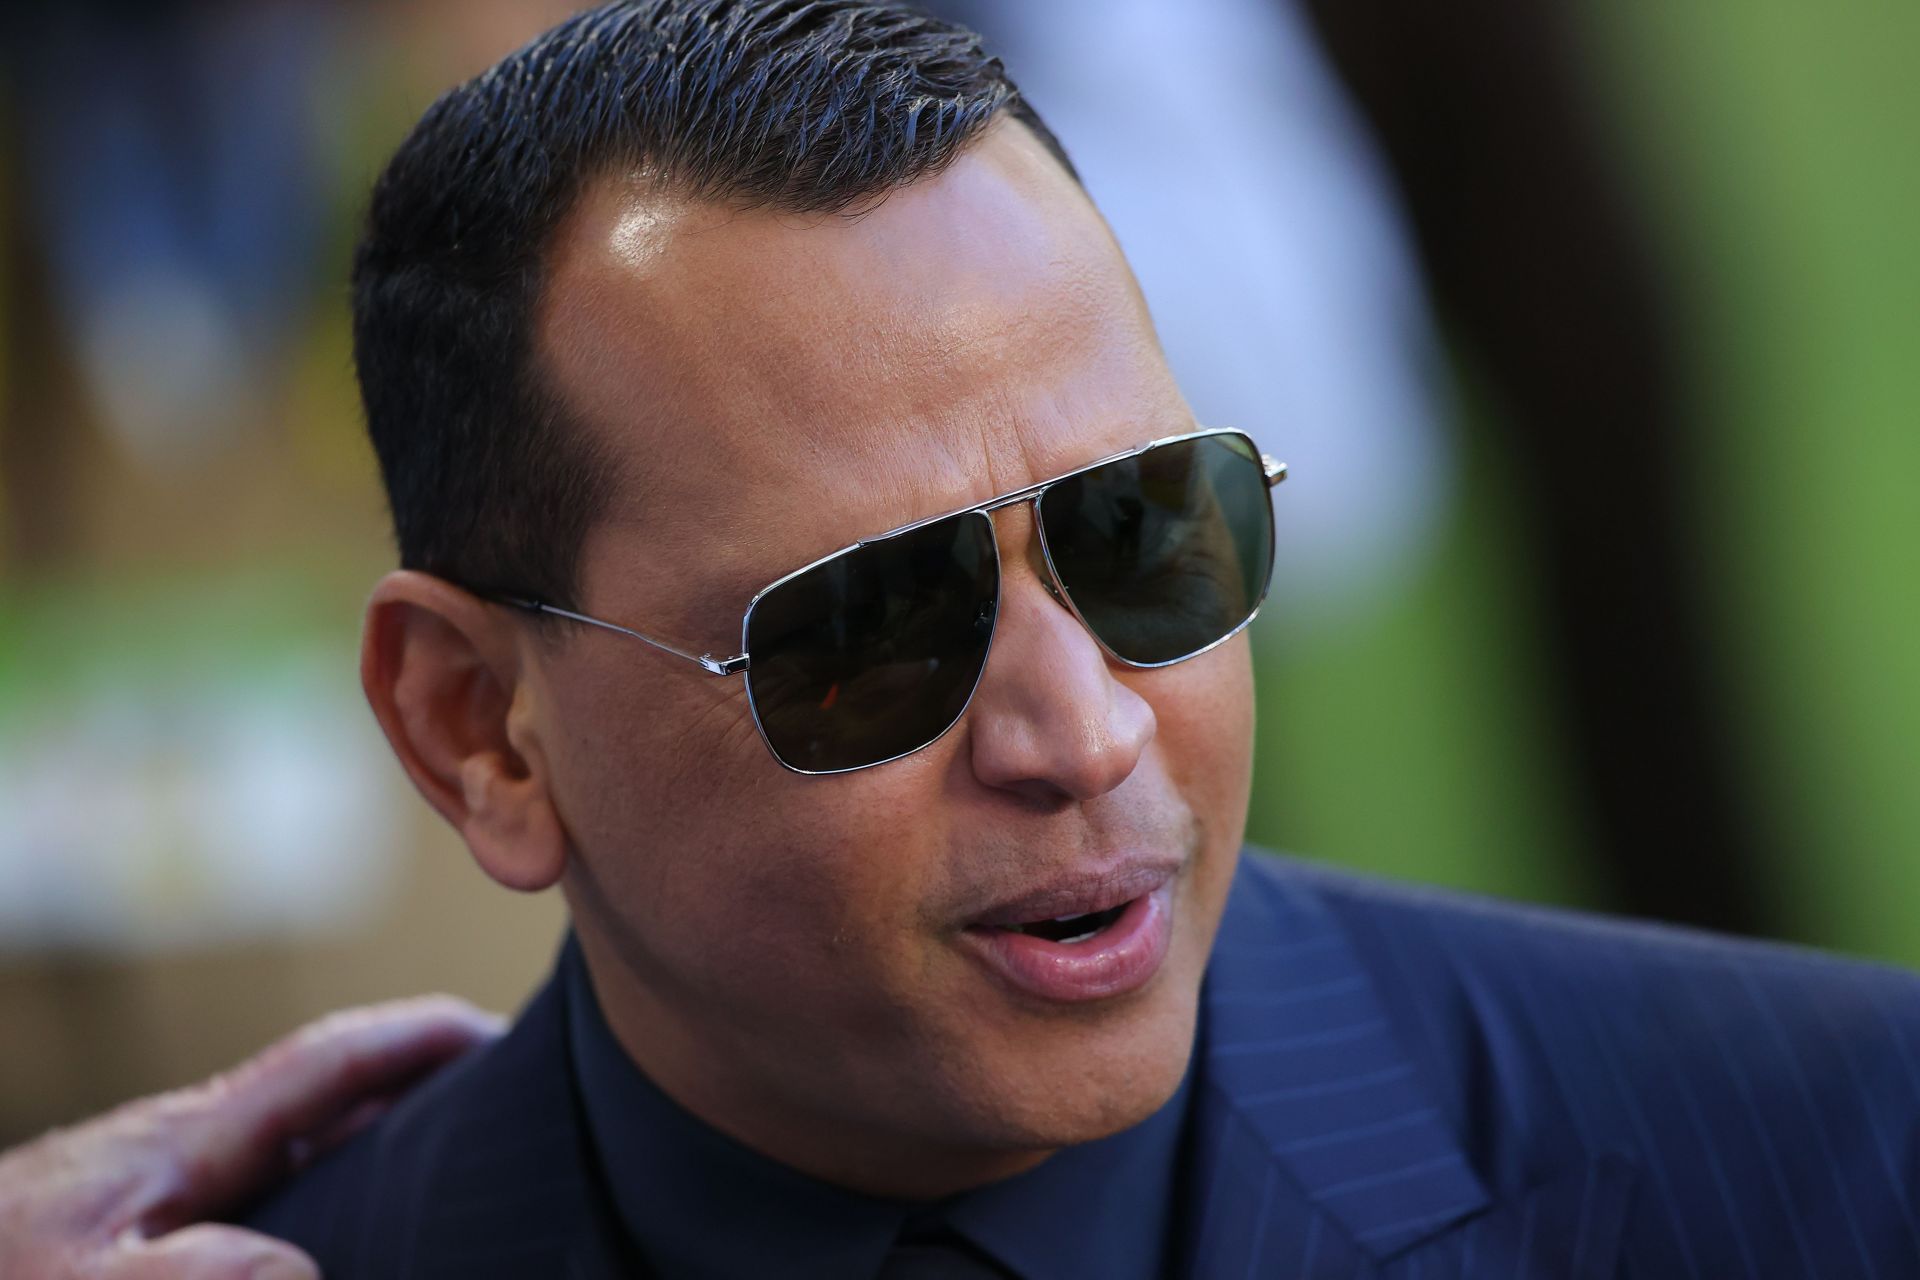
[245,849,1920,1277]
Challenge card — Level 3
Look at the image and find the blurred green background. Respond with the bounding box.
[1245,2,1919,962]
[0,0,1914,1145]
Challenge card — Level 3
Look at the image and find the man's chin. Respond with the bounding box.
[957,990,1200,1153]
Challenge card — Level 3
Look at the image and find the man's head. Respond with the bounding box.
[358,0,1257,1196]
[353,0,1075,611]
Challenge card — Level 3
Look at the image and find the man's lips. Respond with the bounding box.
[955,859,1182,1003]
[960,862,1180,931]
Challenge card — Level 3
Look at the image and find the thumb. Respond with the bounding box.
[100,1223,320,1280]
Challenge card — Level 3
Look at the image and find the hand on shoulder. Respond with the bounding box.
[0,995,501,1280]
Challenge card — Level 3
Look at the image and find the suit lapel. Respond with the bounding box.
[1183,853,1637,1277]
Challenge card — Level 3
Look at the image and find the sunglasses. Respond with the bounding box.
[496,428,1286,775]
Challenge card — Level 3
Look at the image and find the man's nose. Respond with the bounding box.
[963,519,1156,803]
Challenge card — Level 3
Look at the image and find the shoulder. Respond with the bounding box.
[1240,849,1920,1105]
[240,969,584,1278]
[1252,848,1920,1038]
[239,1020,504,1273]
[1234,850,1920,1266]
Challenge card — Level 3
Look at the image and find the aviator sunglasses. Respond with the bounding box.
[495,428,1286,775]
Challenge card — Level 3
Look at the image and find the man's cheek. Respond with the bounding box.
[1128,671,1251,782]
[673,833,872,957]
[1175,655,1255,773]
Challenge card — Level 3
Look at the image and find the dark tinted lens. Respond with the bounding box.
[744,512,999,772]
[1037,433,1274,665]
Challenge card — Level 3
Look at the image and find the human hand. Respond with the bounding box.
[0,994,503,1278]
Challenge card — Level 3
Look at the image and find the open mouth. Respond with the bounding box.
[988,901,1133,944]
[958,883,1175,1003]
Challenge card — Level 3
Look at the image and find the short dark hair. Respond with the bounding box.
[353,0,1076,609]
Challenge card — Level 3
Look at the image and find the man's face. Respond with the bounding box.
[526,122,1254,1188]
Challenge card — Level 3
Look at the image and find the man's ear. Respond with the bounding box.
[360,570,567,893]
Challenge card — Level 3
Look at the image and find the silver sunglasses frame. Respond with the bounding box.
[500,426,1287,775]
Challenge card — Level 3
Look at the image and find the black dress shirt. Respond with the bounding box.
[562,937,1193,1280]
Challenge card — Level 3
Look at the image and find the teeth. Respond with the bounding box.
[998,904,1124,943]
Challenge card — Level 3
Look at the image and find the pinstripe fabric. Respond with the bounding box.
[1265,853,1920,1278]
[246,848,1920,1278]
[1182,858,1642,1277]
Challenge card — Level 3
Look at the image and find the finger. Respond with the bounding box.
[290,1095,393,1171]
[97,1223,319,1280]
[149,995,503,1224]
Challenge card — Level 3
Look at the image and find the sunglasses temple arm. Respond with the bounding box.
[1262,455,1288,488]
[496,597,749,676]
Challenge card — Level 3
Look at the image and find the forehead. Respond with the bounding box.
[538,121,1188,620]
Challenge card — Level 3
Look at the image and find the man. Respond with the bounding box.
[242,2,1920,1276]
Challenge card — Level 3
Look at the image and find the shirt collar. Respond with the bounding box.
[942,1061,1192,1279]
[562,934,1191,1280]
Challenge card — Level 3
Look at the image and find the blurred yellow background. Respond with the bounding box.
[2,0,1915,1148]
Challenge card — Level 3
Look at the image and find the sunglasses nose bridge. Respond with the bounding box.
[986,490,1072,612]
[969,491,1075,621]
[1029,494,1075,612]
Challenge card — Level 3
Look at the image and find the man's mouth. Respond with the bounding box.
[957,863,1179,1002]
[988,902,1132,944]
